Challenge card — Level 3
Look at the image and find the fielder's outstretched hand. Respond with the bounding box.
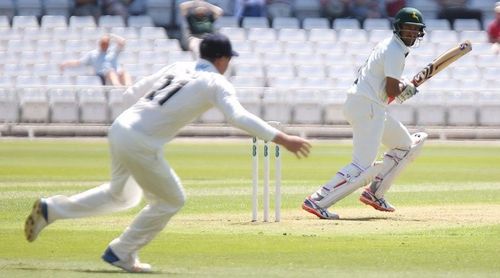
[273,132,312,158]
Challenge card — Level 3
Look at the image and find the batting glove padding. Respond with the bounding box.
[396,81,418,103]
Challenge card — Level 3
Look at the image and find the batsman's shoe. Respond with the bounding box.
[359,188,395,212]
[102,247,152,273]
[302,197,339,220]
[25,198,49,242]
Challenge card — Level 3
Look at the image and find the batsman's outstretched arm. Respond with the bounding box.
[272,132,312,159]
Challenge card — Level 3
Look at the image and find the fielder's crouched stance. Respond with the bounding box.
[302,7,428,219]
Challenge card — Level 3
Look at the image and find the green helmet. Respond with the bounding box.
[393,7,426,43]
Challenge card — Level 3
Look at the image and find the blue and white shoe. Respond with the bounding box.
[102,247,152,273]
[25,198,49,242]
[359,188,395,212]
[302,197,339,220]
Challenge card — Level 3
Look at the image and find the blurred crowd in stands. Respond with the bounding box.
[488,2,500,53]
[3,0,492,29]
[73,0,146,19]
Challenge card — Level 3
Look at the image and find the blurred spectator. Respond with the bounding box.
[437,0,483,28]
[101,0,128,17]
[127,0,147,15]
[348,0,383,22]
[385,0,406,17]
[487,2,500,54]
[180,0,223,54]
[60,34,132,87]
[73,0,101,19]
[235,0,267,19]
[320,0,349,20]
[267,0,294,18]
[101,0,147,18]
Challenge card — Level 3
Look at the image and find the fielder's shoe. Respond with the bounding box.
[102,247,152,273]
[302,197,339,220]
[359,188,395,212]
[25,198,49,242]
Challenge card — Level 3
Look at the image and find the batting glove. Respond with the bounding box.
[396,81,418,103]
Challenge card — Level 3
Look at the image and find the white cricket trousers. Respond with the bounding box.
[45,123,186,260]
[343,93,413,169]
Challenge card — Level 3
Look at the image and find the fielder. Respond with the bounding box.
[302,7,428,219]
[25,34,312,273]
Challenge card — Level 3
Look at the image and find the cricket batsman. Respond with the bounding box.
[302,7,429,219]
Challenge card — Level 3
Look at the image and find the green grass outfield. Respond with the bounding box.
[1,138,499,277]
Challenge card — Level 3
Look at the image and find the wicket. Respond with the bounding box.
[252,137,282,222]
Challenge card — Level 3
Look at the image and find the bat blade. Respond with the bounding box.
[411,40,472,87]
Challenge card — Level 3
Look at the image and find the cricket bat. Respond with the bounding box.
[411,40,472,87]
[389,40,472,103]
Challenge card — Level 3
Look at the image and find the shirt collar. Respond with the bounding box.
[393,34,410,56]
[195,59,219,73]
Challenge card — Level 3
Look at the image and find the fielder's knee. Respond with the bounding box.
[161,189,186,214]
[155,193,185,216]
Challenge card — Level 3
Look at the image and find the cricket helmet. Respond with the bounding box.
[393,7,426,45]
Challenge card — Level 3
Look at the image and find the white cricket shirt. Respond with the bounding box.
[115,59,278,147]
[349,35,408,106]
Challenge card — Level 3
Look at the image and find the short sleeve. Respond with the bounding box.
[384,50,405,80]
[79,51,92,65]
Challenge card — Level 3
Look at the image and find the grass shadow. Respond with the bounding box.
[12,266,174,275]
[338,216,391,221]
[339,216,426,222]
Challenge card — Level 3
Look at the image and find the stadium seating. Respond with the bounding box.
[214,16,239,29]
[0,4,498,129]
[108,88,127,121]
[278,28,307,42]
[413,92,447,126]
[15,0,43,17]
[261,88,293,124]
[40,14,67,29]
[308,28,336,42]
[292,89,323,124]
[235,87,263,117]
[447,91,478,126]
[98,15,126,29]
[146,0,174,26]
[43,0,70,17]
[453,19,481,31]
[333,18,361,30]
[272,17,300,29]
[247,28,276,41]
[78,88,108,123]
[323,90,347,125]
[294,0,321,19]
[48,88,79,123]
[69,15,96,29]
[241,17,269,28]
[302,17,330,30]
[363,18,390,30]
[425,19,452,30]
[388,102,416,126]
[0,1,15,19]
[219,27,246,41]
[0,88,19,123]
[19,88,50,123]
[478,91,500,126]
[128,15,155,28]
